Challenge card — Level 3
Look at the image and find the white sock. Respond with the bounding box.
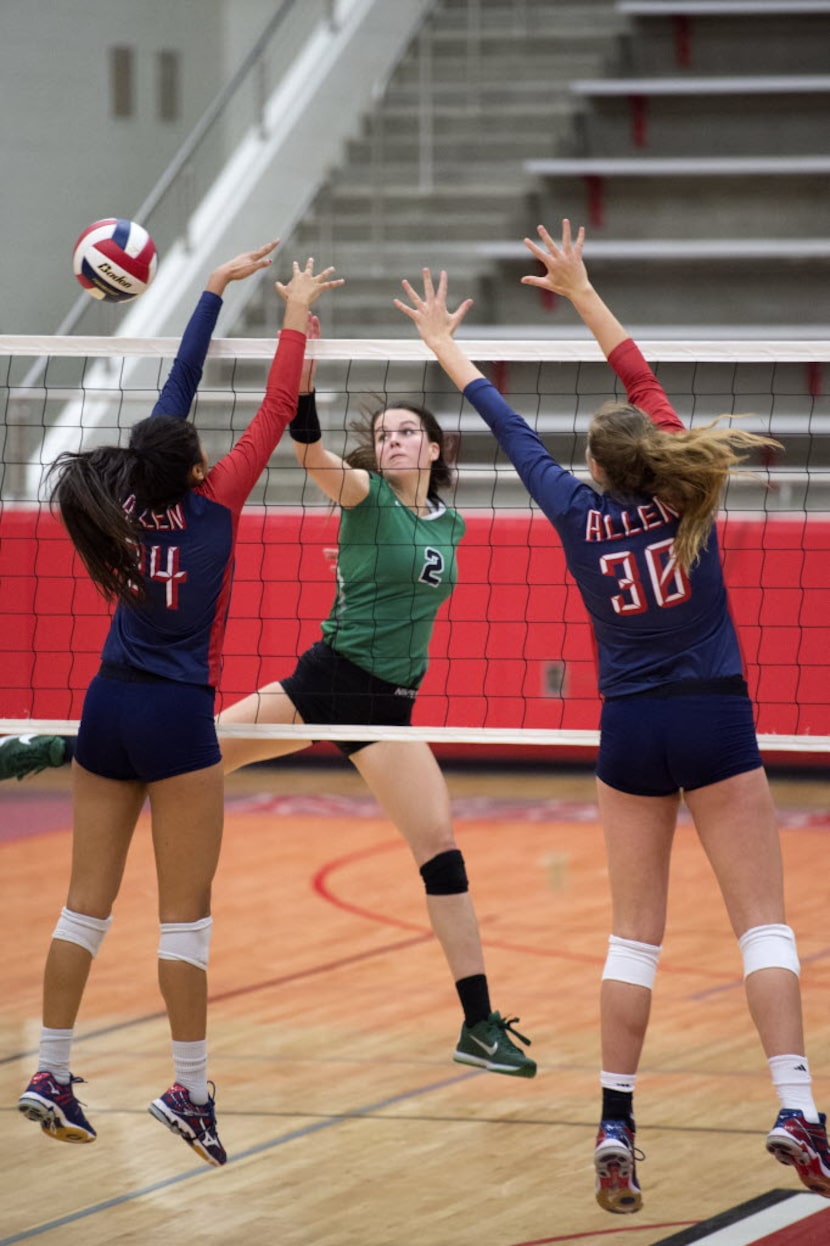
[769,1053,820,1123]
[172,1039,209,1105]
[600,1070,637,1094]
[38,1027,73,1083]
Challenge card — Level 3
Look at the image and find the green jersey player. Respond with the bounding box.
[217,315,535,1078]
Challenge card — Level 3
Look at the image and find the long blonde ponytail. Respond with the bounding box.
[587,404,782,572]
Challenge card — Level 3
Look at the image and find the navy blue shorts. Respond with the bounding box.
[75,667,220,783]
[281,641,417,757]
[596,692,763,797]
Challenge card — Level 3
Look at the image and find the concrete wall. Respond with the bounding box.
[1,0,229,333]
[1,0,435,338]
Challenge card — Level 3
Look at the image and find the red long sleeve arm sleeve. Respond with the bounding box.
[201,328,307,512]
[607,338,685,433]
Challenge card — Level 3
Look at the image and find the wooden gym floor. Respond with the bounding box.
[1,762,830,1245]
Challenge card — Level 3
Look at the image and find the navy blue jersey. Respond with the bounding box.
[101,293,305,687]
[463,339,744,699]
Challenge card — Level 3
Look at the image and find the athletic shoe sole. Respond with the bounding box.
[767,1130,830,1196]
[595,1142,642,1214]
[452,1049,536,1077]
[18,1092,96,1143]
[148,1098,223,1167]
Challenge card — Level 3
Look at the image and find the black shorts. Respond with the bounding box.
[597,684,763,797]
[281,641,417,756]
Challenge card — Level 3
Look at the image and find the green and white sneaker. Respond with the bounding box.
[453,1011,536,1078]
[0,735,66,781]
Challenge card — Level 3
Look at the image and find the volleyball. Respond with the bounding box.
[72,218,158,302]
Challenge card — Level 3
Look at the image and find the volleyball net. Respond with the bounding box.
[1,334,829,762]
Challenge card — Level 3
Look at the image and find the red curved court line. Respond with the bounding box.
[311,837,738,979]
[312,841,434,934]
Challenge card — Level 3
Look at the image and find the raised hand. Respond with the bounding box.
[525,220,630,358]
[276,257,344,308]
[395,268,480,391]
[521,219,589,301]
[394,268,473,348]
[207,241,280,294]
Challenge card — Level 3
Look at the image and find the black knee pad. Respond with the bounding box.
[419,849,469,895]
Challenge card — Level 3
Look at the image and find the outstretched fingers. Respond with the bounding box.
[394,268,472,336]
[305,258,344,292]
[217,240,281,284]
[402,268,450,309]
[393,295,419,322]
[314,270,345,291]
[522,222,563,268]
[237,240,279,273]
[521,230,554,288]
[569,221,586,255]
[447,294,474,331]
[395,272,428,319]
[402,275,424,305]
[253,240,280,260]
[394,268,433,319]
[520,219,587,288]
[276,258,344,304]
[551,219,585,257]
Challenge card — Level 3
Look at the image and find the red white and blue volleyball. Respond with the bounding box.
[72,218,158,302]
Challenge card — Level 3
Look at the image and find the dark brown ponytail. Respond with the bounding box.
[49,415,202,605]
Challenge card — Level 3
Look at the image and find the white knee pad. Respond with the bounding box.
[739,923,800,978]
[52,907,112,958]
[602,934,662,990]
[158,917,213,971]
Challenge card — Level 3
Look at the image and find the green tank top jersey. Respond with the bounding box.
[321,472,465,687]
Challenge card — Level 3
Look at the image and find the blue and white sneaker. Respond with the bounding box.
[18,1071,96,1143]
[766,1108,830,1196]
[594,1118,643,1213]
[149,1082,227,1167]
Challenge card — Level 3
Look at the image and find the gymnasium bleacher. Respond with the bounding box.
[263,0,829,341]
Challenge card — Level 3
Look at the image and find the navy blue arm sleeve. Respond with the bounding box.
[464,377,586,524]
[151,290,223,418]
